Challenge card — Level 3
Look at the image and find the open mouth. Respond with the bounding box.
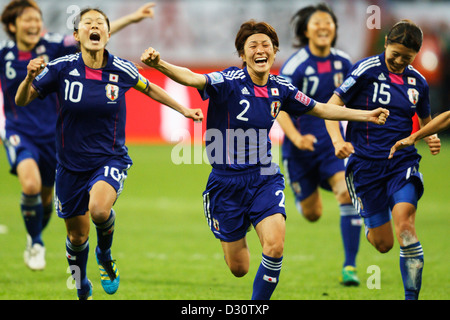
[26,30,40,37]
[89,32,101,42]
[255,57,268,66]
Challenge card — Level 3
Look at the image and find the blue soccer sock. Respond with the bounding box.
[66,237,90,296]
[20,193,44,245]
[41,202,53,230]
[340,204,361,267]
[94,209,116,261]
[400,241,424,300]
[252,254,282,300]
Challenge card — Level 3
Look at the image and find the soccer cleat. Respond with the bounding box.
[77,280,93,300]
[24,235,46,271]
[96,253,120,295]
[340,266,360,286]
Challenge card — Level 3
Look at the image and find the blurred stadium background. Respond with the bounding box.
[0,0,449,300]
[0,0,449,143]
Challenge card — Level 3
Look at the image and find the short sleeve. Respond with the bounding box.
[32,65,58,99]
[282,87,316,117]
[198,70,230,102]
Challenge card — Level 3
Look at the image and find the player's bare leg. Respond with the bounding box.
[329,171,361,286]
[366,221,394,253]
[17,158,45,270]
[299,190,322,222]
[251,213,284,300]
[89,181,120,294]
[392,202,423,300]
[221,238,250,277]
[65,212,91,299]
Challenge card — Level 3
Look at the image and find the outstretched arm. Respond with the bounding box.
[15,58,45,106]
[137,81,203,122]
[140,47,207,90]
[110,3,156,34]
[308,101,388,124]
[389,111,449,159]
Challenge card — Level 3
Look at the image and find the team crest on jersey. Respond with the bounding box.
[9,134,21,146]
[271,101,281,118]
[292,182,301,195]
[407,88,419,105]
[105,84,119,101]
[333,72,344,88]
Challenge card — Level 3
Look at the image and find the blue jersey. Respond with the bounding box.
[0,33,77,142]
[32,51,148,172]
[335,52,430,159]
[280,46,352,158]
[199,66,316,171]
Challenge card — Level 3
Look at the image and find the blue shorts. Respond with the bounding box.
[55,157,132,219]
[345,154,423,228]
[283,148,345,201]
[1,129,56,187]
[202,165,286,242]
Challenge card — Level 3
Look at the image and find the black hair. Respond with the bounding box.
[73,7,110,32]
[1,0,42,39]
[386,19,423,52]
[290,2,338,48]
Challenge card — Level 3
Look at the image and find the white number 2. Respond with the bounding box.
[236,99,250,121]
[275,190,285,208]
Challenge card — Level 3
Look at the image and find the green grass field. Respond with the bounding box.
[0,140,449,300]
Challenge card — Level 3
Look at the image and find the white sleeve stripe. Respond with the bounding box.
[352,61,381,77]
[280,49,308,76]
[112,61,138,79]
[351,56,379,76]
[113,57,138,75]
[351,57,381,77]
[48,53,80,66]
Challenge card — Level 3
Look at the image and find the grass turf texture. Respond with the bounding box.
[0,140,449,300]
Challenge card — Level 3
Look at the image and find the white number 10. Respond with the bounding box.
[64,79,83,103]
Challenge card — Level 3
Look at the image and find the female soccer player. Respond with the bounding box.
[389,110,449,158]
[325,20,441,299]
[277,3,361,286]
[141,20,388,300]
[15,8,202,300]
[0,0,157,271]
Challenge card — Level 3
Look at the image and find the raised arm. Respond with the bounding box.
[140,47,207,91]
[15,58,45,106]
[110,3,156,34]
[137,81,203,122]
